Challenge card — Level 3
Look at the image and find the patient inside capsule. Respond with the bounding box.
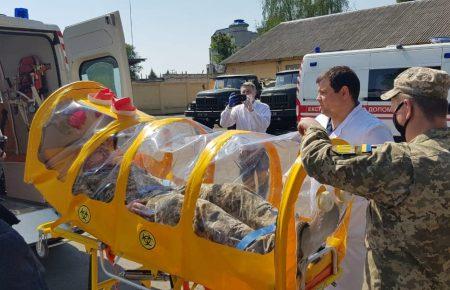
[73,131,277,253]
[71,127,343,280]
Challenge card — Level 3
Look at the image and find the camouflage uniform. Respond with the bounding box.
[73,163,277,253]
[300,67,450,290]
[73,164,118,203]
[73,163,181,203]
[138,183,277,254]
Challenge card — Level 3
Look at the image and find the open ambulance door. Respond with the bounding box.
[63,11,132,99]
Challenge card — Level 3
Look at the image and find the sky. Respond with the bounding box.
[3,0,396,77]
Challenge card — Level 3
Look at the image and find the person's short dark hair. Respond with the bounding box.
[316,66,360,104]
[411,95,449,120]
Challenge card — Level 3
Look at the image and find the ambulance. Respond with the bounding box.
[297,41,450,139]
[0,9,131,247]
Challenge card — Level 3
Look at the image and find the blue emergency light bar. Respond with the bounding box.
[14,8,29,19]
[431,37,450,44]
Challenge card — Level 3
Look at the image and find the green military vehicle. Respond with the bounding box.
[260,70,299,132]
[185,74,261,128]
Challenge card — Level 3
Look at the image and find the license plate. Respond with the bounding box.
[272,112,277,116]
[198,113,207,117]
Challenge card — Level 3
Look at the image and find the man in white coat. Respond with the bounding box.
[220,81,271,133]
[312,66,393,290]
[220,82,271,196]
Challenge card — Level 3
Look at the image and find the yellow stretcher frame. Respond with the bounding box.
[37,221,121,290]
[275,137,353,290]
[27,81,353,289]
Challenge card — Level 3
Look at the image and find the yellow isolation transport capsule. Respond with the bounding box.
[25,81,353,290]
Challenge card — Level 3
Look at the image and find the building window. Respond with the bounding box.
[285,64,299,70]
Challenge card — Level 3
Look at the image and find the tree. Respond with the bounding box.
[210,33,237,64]
[258,0,349,34]
[149,69,157,79]
[126,44,143,80]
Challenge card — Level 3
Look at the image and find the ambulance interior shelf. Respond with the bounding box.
[0,54,51,157]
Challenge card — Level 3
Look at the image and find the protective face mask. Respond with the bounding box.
[392,102,410,140]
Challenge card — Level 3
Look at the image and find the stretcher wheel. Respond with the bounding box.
[35,238,49,258]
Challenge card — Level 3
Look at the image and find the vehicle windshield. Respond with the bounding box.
[275,72,299,86]
[214,77,253,90]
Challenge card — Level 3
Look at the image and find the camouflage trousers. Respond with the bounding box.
[72,163,171,204]
[73,165,277,253]
[140,183,277,254]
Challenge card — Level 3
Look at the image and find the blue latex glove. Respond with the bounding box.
[228,93,241,108]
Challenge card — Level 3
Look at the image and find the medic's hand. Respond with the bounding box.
[297,118,321,136]
[228,93,241,108]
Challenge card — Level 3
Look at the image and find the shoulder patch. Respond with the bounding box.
[333,144,375,155]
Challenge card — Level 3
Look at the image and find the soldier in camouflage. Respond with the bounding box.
[298,67,450,289]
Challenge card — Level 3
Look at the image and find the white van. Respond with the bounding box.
[0,10,131,245]
[297,42,450,138]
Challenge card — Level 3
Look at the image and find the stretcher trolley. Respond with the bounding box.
[25,81,353,290]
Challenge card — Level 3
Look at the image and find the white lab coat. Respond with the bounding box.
[219,100,271,133]
[314,104,393,290]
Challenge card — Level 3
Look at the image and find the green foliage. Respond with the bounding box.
[258,0,349,34]
[126,43,143,80]
[149,69,157,79]
[210,33,237,64]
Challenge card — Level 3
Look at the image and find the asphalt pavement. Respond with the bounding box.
[41,241,171,290]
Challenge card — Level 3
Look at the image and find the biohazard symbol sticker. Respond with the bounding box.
[78,205,91,224]
[139,230,156,250]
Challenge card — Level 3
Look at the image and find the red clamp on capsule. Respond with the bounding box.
[88,88,116,106]
[68,109,87,129]
[111,97,136,116]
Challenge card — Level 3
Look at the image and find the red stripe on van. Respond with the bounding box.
[363,105,391,114]
[298,104,449,121]
[295,98,301,122]
[300,105,321,113]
